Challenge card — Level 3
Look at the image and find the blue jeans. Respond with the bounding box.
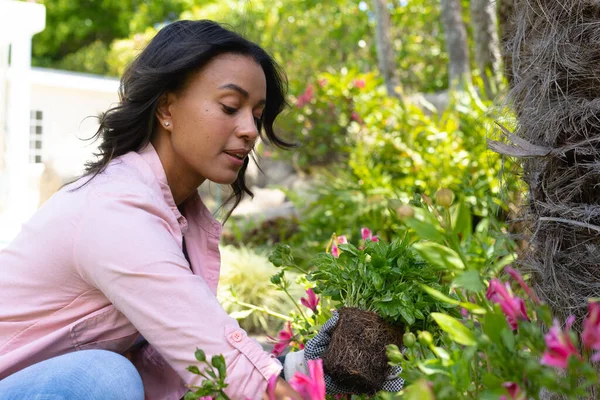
[0,350,144,400]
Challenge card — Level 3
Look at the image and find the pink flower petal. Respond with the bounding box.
[582,302,600,351]
[502,382,526,400]
[353,79,365,89]
[541,318,581,369]
[331,243,340,258]
[487,280,529,330]
[336,235,348,244]
[505,266,541,304]
[361,227,372,241]
[290,359,326,400]
[300,288,320,313]
[271,322,294,356]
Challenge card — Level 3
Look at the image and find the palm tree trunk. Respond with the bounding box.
[497,0,515,84]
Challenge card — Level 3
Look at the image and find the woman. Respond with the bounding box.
[0,20,302,399]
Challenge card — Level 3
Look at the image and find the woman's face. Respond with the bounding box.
[157,53,266,188]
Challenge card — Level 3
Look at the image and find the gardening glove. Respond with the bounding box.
[298,311,404,394]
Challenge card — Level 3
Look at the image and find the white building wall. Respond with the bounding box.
[28,72,120,179]
[1,67,119,247]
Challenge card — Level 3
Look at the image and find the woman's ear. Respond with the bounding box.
[156,93,173,129]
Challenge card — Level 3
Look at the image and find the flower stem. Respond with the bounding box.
[283,287,310,324]
[229,298,293,321]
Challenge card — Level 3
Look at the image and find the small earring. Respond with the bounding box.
[164,121,170,127]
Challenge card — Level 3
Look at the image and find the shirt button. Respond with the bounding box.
[231,331,243,342]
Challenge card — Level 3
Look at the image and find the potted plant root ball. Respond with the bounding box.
[306,232,454,393]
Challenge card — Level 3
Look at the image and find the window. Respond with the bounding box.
[29,110,43,164]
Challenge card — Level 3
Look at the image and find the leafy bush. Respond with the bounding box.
[221,216,300,249]
[277,71,522,262]
[56,41,111,75]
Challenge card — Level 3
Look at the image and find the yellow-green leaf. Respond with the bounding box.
[431,312,476,346]
[418,283,459,305]
[413,242,465,271]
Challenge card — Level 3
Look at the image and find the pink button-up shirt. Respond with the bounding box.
[0,144,282,399]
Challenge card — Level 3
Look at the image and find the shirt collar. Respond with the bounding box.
[137,143,221,237]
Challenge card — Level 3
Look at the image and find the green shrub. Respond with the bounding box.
[276,72,523,261]
[221,216,300,249]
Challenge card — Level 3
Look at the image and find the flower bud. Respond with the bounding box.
[403,332,416,348]
[386,344,404,362]
[418,330,433,347]
[435,188,454,208]
[270,273,282,285]
[396,205,415,218]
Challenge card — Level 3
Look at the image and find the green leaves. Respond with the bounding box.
[431,313,476,346]
[402,379,437,400]
[403,217,446,243]
[187,348,230,400]
[268,244,296,268]
[307,237,455,327]
[451,199,472,241]
[418,284,460,305]
[211,355,227,380]
[195,349,206,363]
[452,270,484,292]
[413,242,465,271]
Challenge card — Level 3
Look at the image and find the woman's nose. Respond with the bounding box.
[237,111,259,141]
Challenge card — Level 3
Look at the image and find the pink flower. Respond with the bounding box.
[290,358,326,400]
[582,302,600,361]
[266,374,278,400]
[350,111,363,123]
[361,227,379,242]
[500,382,526,400]
[486,279,529,330]
[331,243,340,258]
[505,266,541,304]
[296,85,314,108]
[331,235,347,258]
[541,316,581,369]
[353,79,365,89]
[300,288,320,313]
[270,322,294,356]
[318,78,328,87]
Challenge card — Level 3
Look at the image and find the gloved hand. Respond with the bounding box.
[281,311,404,395]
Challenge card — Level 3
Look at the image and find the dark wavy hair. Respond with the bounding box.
[82,20,293,220]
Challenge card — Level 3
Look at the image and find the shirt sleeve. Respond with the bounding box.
[72,188,282,399]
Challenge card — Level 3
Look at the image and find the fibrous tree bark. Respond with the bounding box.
[497,0,515,84]
[490,0,600,332]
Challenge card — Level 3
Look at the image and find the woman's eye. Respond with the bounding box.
[222,105,237,114]
[254,116,262,127]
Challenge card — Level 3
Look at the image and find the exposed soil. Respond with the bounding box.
[322,307,404,393]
